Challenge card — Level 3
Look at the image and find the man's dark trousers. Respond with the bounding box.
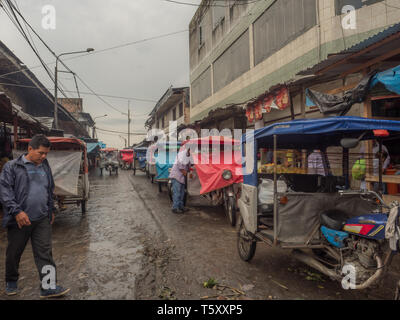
[6,217,56,283]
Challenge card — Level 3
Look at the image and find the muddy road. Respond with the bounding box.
[0,169,399,300]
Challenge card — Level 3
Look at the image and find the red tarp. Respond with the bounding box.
[121,152,133,163]
[191,151,243,195]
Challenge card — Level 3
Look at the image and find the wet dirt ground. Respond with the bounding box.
[0,169,399,300]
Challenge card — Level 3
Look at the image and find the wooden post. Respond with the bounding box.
[13,116,18,150]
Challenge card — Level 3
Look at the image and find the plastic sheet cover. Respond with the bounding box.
[277,193,378,244]
[191,151,243,195]
[13,150,82,196]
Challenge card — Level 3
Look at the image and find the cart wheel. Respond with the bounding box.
[151,175,154,183]
[133,168,136,176]
[81,200,87,214]
[116,168,118,175]
[225,196,236,227]
[100,168,103,176]
[158,183,162,193]
[237,218,256,262]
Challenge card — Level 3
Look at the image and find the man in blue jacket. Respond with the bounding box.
[0,135,69,298]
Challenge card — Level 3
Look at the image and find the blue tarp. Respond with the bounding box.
[87,142,101,154]
[154,142,181,180]
[242,116,400,186]
[370,64,400,95]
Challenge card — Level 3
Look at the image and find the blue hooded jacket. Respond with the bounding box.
[0,154,55,228]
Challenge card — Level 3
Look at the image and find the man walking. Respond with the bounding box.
[169,146,191,214]
[0,134,69,298]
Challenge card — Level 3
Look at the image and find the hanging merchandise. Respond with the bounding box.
[263,95,276,113]
[275,87,290,110]
[246,105,255,123]
[254,101,263,120]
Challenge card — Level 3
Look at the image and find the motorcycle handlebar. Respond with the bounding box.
[338,190,391,209]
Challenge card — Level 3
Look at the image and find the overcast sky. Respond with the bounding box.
[0,0,201,148]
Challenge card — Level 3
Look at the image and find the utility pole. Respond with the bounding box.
[128,101,131,147]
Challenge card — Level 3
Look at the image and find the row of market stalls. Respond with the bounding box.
[0,92,50,171]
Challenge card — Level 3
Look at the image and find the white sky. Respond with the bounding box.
[0,0,201,148]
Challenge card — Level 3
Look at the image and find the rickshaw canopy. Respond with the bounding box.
[243,116,400,150]
[19,137,86,150]
[242,116,400,186]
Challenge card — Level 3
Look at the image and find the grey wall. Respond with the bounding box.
[253,0,317,66]
[213,29,250,93]
[191,66,212,106]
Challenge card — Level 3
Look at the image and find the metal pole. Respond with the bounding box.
[128,101,131,147]
[54,58,59,129]
[273,134,278,246]
[379,139,383,194]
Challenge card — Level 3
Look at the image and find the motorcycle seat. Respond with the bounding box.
[320,209,350,231]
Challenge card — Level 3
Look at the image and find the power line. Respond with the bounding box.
[163,0,262,7]
[0,29,189,79]
[96,127,147,135]
[0,82,157,103]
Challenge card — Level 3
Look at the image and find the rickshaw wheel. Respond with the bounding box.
[116,168,118,175]
[237,219,256,262]
[158,183,162,193]
[81,200,87,214]
[133,168,136,176]
[226,197,236,227]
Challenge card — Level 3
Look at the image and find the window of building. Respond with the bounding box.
[179,102,183,117]
[335,0,384,15]
[198,23,204,47]
[212,4,225,29]
[172,107,177,121]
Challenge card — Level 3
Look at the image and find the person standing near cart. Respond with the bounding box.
[0,134,69,298]
[169,146,191,214]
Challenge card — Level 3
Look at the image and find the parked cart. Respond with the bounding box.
[17,137,89,214]
[238,116,400,290]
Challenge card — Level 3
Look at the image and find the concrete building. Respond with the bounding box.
[188,0,400,127]
[145,86,190,134]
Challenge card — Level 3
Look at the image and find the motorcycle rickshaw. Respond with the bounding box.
[99,148,119,175]
[132,147,147,175]
[119,148,134,170]
[16,137,89,214]
[153,141,181,193]
[179,136,243,226]
[238,116,400,290]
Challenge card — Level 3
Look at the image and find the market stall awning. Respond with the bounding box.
[0,92,50,133]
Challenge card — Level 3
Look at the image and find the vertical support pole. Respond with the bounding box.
[54,59,58,129]
[289,89,295,120]
[273,134,278,246]
[379,139,383,194]
[343,148,349,189]
[128,101,131,147]
[13,116,18,150]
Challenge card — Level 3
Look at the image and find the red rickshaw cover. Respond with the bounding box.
[191,151,243,195]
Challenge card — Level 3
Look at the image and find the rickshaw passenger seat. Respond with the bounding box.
[320,209,350,231]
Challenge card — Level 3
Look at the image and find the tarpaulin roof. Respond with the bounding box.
[87,142,102,154]
[243,116,400,150]
[370,64,400,95]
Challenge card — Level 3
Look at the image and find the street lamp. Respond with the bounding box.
[54,48,95,129]
[92,114,107,139]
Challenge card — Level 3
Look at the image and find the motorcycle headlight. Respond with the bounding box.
[222,169,232,180]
